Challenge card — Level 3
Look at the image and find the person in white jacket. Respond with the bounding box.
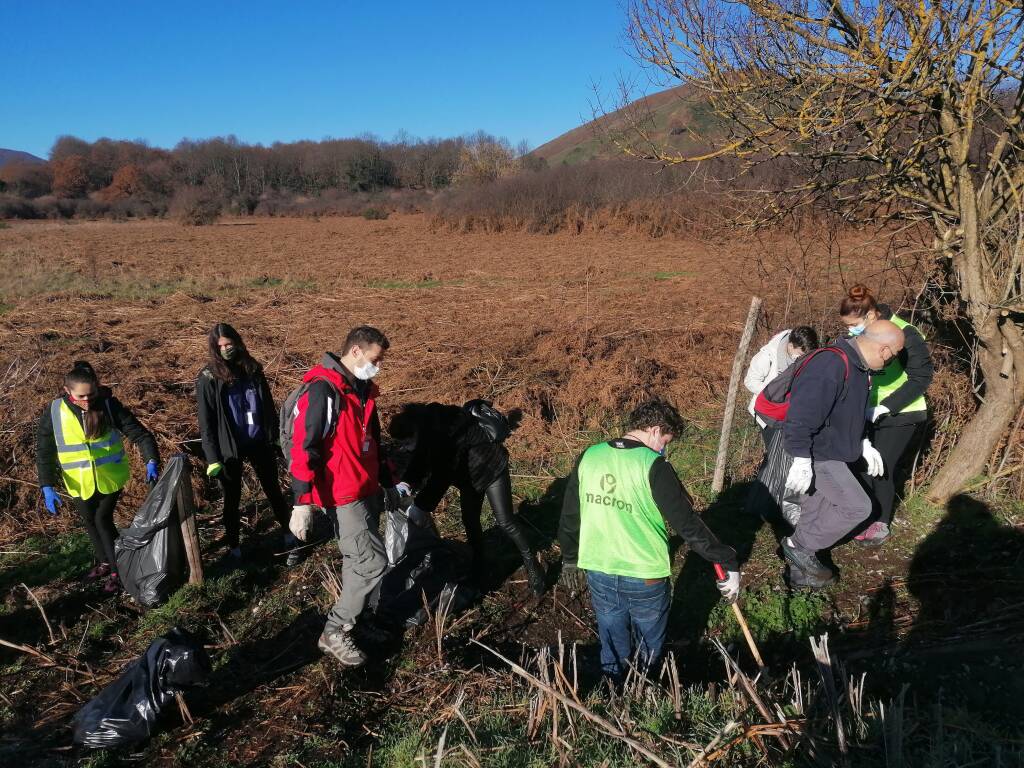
[744,326,820,429]
[743,325,820,529]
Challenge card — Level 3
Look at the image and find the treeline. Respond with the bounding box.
[0,132,540,222]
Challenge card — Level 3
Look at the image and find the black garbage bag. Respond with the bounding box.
[115,454,188,607]
[73,627,211,749]
[746,425,802,527]
[376,503,477,628]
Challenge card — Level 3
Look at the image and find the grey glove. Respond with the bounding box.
[558,563,588,595]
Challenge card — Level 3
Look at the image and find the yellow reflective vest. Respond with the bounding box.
[869,316,928,414]
[50,398,130,499]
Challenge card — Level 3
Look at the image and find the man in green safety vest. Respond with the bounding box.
[557,399,740,683]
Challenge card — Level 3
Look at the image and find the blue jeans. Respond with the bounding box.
[586,571,671,681]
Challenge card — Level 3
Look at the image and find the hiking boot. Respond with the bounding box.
[103,572,122,594]
[854,522,890,547]
[85,562,111,581]
[318,626,367,668]
[781,537,833,582]
[523,556,546,597]
[786,563,836,590]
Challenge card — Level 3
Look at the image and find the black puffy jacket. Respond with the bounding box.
[397,403,508,512]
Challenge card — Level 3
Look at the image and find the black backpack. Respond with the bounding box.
[462,399,511,443]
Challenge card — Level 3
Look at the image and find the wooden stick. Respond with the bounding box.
[174,456,204,585]
[713,564,766,669]
[730,603,766,669]
[713,296,762,492]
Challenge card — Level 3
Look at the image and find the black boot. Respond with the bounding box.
[522,554,546,597]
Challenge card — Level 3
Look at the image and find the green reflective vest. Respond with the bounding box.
[870,316,927,414]
[50,398,129,499]
[576,442,670,579]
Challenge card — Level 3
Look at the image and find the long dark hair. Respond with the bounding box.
[207,323,261,383]
[63,360,108,439]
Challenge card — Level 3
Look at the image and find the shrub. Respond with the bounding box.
[0,195,42,219]
[172,186,222,226]
[362,206,389,220]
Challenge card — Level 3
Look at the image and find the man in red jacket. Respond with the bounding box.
[289,326,400,668]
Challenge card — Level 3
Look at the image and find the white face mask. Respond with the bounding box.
[353,360,379,380]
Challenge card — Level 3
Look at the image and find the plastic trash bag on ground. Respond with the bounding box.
[72,627,210,749]
[115,455,189,607]
[377,497,476,627]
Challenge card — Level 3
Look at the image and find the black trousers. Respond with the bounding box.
[458,471,534,570]
[74,490,122,569]
[860,419,925,525]
[218,444,290,547]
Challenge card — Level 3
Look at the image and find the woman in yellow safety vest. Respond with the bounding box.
[36,361,160,593]
[839,285,934,546]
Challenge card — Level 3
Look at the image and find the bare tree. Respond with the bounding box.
[621,0,1024,501]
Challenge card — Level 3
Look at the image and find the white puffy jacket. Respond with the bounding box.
[744,329,795,418]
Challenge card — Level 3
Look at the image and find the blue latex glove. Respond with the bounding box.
[42,486,62,516]
[146,460,158,484]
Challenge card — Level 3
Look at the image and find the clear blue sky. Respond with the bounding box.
[1,1,652,159]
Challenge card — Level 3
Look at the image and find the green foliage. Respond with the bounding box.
[708,585,829,644]
[137,570,246,636]
[0,532,93,592]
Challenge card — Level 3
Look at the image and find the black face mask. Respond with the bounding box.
[220,346,239,361]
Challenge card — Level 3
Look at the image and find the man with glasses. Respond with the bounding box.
[781,319,906,588]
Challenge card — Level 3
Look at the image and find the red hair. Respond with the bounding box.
[840,283,878,318]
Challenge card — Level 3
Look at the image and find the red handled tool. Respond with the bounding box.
[715,563,765,669]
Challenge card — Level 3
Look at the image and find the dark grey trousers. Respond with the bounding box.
[325,492,387,631]
[792,460,871,551]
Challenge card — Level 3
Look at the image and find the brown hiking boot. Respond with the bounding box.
[318,626,367,668]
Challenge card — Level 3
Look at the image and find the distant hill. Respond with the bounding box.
[0,149,45,168]
[532,84,724,166]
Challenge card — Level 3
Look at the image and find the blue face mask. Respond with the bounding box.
[848,322,866,337]
[658,447,667,457]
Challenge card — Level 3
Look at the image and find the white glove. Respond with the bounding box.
[862,438,884,477]
[716,570,741,603]
[394,482,412,497]
[785,457,813,495]
[866,405,890,423]
[289,504,314,542]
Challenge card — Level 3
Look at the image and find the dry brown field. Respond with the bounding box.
[0,213,887,525]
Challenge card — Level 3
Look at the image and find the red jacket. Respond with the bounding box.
[289,353,385,507]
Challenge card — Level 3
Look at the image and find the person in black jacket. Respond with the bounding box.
[196,323,295,564]
[387,402,546,596]
[781,321,905,588]
[36,361,159,594]
[839,284,934,546]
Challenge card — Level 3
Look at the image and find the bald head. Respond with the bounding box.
[856,319,905,370]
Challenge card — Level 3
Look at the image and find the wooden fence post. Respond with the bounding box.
[175,457,204,585]
[713,296,762,493]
